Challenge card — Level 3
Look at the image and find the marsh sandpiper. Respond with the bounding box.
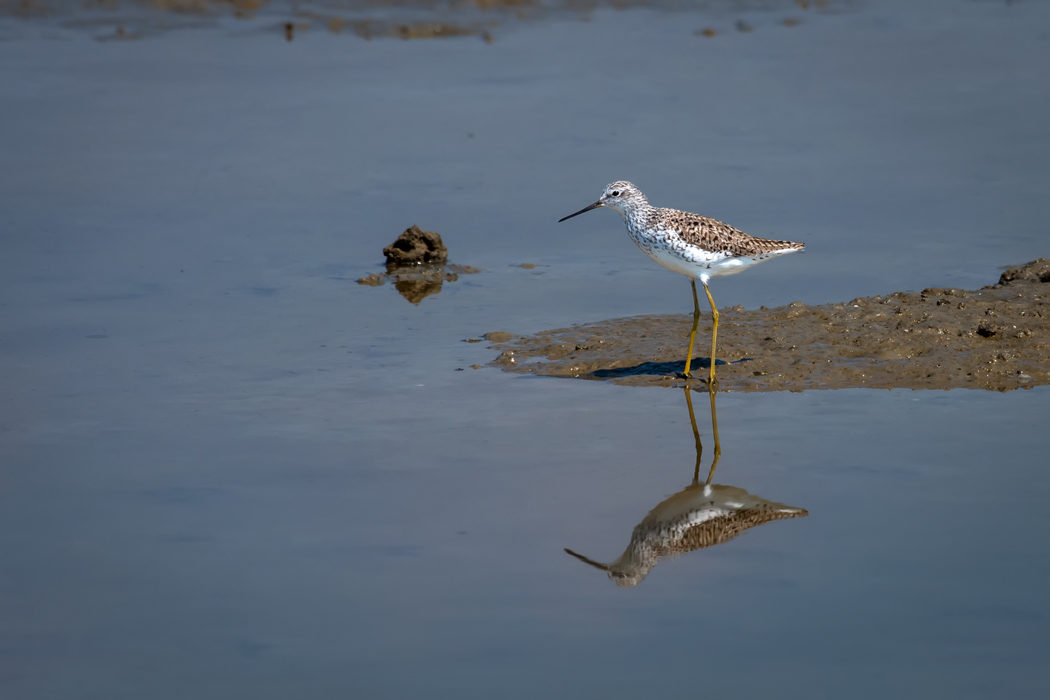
[559,181,804,385]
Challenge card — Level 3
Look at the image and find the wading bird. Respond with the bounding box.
[559,181,803,385]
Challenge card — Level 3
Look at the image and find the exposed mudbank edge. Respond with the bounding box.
[486,259,1050,393]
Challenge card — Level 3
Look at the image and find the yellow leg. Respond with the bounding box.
[702,282,720,387]
[704,383,721,486]
[684,280,701,378]
[684,386,703,484]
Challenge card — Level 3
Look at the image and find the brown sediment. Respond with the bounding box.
[147,1,266,12]
[488,259,1050,393]
[340,18,493,41]
[482,331,517,342]
[392,22,484,40]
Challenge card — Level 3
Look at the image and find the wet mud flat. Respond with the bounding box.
[488,260,1050,392]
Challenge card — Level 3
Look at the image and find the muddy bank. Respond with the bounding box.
[2,0,840,42]
[487,260,1050,392]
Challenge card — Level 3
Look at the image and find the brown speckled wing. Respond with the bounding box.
[660,208,804,257]
[661,507,807,555]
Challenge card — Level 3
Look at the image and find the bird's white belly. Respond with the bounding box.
[639,242,800,283]
[640,245,712,278]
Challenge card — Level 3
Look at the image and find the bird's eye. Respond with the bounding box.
[611,190,620,197]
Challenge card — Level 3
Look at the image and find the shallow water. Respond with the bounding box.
[2,1,1050,698]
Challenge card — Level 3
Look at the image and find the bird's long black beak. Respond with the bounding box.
[563,548,610,571]
[558,201,602,222]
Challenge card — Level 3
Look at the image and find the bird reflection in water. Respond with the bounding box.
[565,387,807,587]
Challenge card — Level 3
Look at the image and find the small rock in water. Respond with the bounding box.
[383,225,449,265]
[484,332,517,343]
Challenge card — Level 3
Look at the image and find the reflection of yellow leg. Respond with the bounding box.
[702,283,720,387]
[684,387,704,484]
[684,281,701,378]
[704,384,721,486]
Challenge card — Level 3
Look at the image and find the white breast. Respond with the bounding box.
[638,238,802,283]
[642,244,724,278]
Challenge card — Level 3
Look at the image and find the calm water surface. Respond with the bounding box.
[2,1,1049,698]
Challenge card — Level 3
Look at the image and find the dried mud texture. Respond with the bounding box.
[383,225,449,265]
[489,259,1050,393]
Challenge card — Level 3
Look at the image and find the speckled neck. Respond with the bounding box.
[613,199,657,236]
[620,204,663,245]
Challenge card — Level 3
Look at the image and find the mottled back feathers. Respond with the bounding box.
[652,208,804,258]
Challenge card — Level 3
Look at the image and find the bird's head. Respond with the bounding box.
[559,181,647,222]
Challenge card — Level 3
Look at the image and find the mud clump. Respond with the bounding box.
[383,225,448,265]
[488,260,1050,393]
[997,258,1050,286]
[359,225,478,304]
[483,332,517,343]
